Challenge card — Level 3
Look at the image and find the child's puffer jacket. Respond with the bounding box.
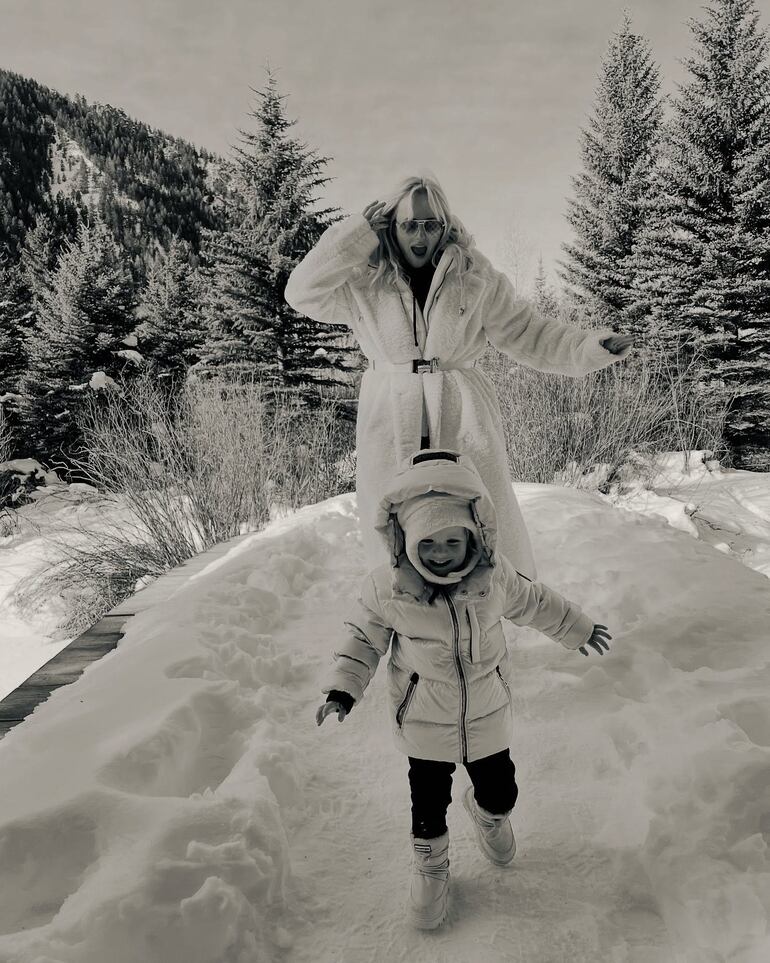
[323,450,595,763]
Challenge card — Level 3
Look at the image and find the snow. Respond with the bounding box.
[0,484,87,699]
[88,370,118,391]
[115,349,145,366]
[0,480,768,961]
[0,459,48,480]
[1,480,116,688]
[597,450,770,578]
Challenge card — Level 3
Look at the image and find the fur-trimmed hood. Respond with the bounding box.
[374,450,499,602]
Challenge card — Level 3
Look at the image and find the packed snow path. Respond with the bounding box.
[0,486,768,962]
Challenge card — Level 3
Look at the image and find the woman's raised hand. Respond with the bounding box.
[362,200,390,232]
[578,624,612,657]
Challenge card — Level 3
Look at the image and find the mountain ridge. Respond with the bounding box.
[0,67,229,271]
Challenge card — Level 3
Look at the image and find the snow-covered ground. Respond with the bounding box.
[596,451,770,579]
[0,478,768,962]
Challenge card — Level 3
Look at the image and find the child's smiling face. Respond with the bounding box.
[417,526,470,576]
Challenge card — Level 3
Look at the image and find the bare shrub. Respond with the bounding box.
[481,342,729,489]
[17,375,356,634]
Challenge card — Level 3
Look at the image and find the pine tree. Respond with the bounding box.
[0,261,33,388]
[201,73,357,395]
[634,0,770,468]
[532,256,560,317]
[560,17,663,332]
[0,260,35,448]
[19,214,137,461]
[136,236,205,380]
[195,207,279,381]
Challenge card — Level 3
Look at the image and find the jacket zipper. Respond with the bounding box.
[496,665,512,708]
[443,591,468,761]
[396,672,419,728]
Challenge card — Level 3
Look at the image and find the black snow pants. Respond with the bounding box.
[408,748,518,840]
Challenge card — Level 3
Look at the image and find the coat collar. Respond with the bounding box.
[391,551,495,603]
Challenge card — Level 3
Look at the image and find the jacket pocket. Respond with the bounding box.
[495,666,512,710]
[396,672,419,728]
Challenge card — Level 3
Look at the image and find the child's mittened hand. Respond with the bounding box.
[316,701,348,725]
[579,624,612,657]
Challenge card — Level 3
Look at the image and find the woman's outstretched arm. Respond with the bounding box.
[482,266,634,377]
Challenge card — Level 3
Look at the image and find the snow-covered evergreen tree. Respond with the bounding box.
[560,17,663,332]
[200,73,358,395]
[19,214,137,460]
[136,237,205,380]
[634,0,770,468]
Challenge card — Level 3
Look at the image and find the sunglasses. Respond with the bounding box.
[397,218,445,237]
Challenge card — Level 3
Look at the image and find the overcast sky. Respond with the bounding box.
[1,0,769,287]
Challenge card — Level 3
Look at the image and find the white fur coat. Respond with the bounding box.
[285,214,630,577]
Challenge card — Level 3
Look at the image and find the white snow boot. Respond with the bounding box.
[408,832,450,930]
[462,785,516,865]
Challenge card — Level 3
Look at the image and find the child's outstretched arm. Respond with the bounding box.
[316,574,393,725]
[500,557,611,654]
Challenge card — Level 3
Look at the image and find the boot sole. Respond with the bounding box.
[462,788,516,866]
[408,888,449,930]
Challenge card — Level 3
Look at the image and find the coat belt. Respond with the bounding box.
[369,358,477,373]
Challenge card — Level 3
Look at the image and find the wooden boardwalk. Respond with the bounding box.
[0,532,250,740]
[0,614,130,738]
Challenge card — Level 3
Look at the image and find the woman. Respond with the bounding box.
[285,174,633,576]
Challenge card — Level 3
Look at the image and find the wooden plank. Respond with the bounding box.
[75,615,129,639]
[23,647,113,686]
[0,619,127,738]
[0,684,67,721]
[68,633,123,650]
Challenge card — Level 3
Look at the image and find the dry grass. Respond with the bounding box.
[17,376,355,634]
[481,342,729,489]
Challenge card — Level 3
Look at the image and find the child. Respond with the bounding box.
[315,450,611,930]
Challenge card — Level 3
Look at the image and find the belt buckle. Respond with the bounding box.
[414,358,439,374]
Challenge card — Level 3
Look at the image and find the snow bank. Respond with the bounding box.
[599,451,770,578]
[0,486,767,961]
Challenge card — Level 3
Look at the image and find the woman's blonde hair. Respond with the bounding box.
[369,174,475,290]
